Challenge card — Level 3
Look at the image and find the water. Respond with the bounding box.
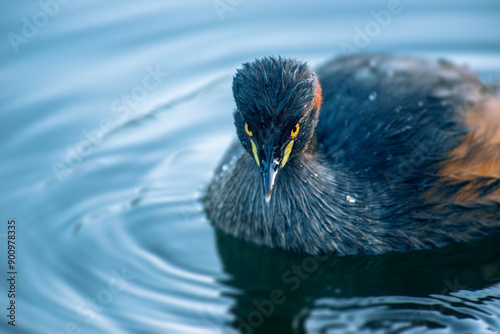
[1,1,500,333]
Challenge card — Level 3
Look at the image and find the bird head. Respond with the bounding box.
[232,57,323,203]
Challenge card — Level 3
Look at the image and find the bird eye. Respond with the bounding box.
[291,123,300,138]
[245,123,253,137]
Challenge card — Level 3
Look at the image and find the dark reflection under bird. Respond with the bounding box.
[215,228,500,333]
[204,55,500,255]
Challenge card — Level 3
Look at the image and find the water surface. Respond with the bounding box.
[1,1,500,333]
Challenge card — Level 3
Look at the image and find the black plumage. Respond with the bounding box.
[204,54,500,255]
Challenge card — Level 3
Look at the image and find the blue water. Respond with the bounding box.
[1,0,500,333]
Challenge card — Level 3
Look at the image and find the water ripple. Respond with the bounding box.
[305,294,500,333]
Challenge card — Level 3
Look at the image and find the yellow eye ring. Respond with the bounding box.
[291,123,300,138]
[245,123,253,137]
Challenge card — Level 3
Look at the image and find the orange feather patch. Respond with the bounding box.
[311,81,323,110]
[431,98,500,204]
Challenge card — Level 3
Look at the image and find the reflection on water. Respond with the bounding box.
[1,0,500,333]
[217,230,500,333]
